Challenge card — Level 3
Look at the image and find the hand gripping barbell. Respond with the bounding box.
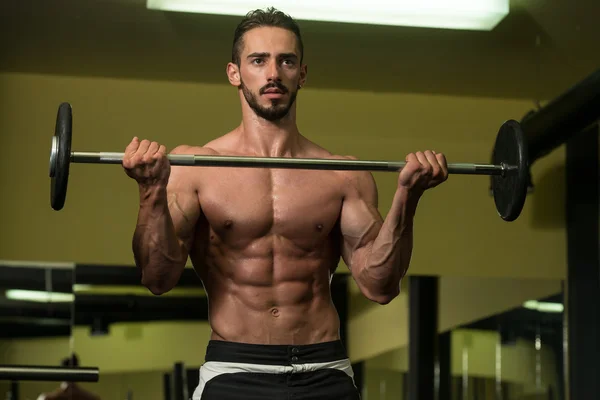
[49,102,529,221]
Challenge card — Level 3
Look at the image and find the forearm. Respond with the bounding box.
[132,185,186,293]
[358,187,419,302]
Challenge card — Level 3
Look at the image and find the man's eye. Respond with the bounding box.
[252,59,263,64]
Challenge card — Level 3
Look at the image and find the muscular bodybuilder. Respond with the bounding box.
[123,7,448,400]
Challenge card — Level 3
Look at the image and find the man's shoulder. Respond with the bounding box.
[166,136,233,188]
[320,152,368,175]
[169,130,238,156]
[169,144,219,156]
[315,152,378,198]
[301,138,358,162]
[302,140,371,179]
[171,135,233,156]
[325,153,359,161]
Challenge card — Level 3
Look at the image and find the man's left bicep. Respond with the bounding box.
[338,171,383,270]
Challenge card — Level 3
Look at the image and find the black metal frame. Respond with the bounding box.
[0,365,99,382]
[0,265,73,293]
[565,121,600,398]
[408,276,438,400]
[521,68,600,165]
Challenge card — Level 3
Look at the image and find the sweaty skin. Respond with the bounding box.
[126,25,447,346]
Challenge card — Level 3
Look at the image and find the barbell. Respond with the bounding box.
[49,102,529,221]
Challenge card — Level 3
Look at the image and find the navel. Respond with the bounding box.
[271,308,280,317]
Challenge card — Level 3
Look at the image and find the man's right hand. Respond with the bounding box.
[123,137,171,188]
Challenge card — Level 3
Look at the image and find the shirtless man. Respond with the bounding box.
[123,7,448,400]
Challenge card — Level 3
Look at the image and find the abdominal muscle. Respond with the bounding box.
[192,236,342,345]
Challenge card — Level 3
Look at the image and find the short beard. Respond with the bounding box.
[240,79,298,122]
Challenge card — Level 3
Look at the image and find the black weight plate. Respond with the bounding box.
[491,119,529,221]
[51,102,72,211]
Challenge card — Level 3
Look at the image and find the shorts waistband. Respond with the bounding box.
[204,339,348,366]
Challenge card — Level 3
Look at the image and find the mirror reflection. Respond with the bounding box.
[0,260,75,400]
[0,265,571,400]
[450,291,565,399]
[70,264,208,400]
[352,276,565,400]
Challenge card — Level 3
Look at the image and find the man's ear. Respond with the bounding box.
[226,62,241,86]
[298,64,308,89]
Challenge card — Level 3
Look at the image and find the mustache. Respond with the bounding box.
[259,82,289,95]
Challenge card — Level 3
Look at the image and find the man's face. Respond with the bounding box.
[231,27,306,122]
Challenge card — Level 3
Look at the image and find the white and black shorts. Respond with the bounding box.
[191,340,361,400]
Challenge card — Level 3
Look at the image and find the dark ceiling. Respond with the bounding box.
[1,0,600,100]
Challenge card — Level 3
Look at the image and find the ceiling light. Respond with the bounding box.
[5,289,74,303]
[146,0,510,31]
[523,300,564,313]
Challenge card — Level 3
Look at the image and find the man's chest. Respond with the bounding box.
[197,168,346,240]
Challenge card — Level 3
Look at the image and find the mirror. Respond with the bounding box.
[450,289,565,399]
[70,264,208,400]
[0,260,75,400]
[355,275,565,400]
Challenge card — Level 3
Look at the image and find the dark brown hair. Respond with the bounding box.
[232,7,304,65]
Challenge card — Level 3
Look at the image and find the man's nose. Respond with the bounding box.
[266,61,281,81]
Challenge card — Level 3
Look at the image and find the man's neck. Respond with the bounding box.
[239,109,301,158]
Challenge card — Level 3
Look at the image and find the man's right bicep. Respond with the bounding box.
[166,145,206,254]
[166,175,201,254]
